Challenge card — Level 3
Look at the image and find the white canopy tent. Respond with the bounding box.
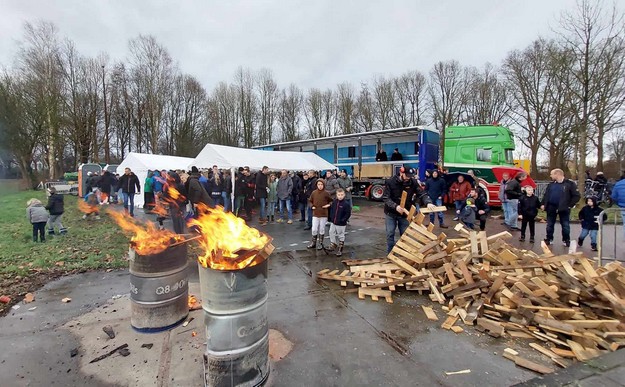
[116,152,194,208]
[190,143,337,172]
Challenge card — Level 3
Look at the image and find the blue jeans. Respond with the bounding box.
[545,208,571,242]
[122,192,135,216]
[454,200,464,216]
[212,195,223,208]
[222,192,231,212]
[386,213,409,253]
[429,198,444,225]
[307,204,313,227]
[503,200,518,228]
[268,201,276,217]
[298,201,306,221]
[258,197,267,220]
[279,199,292,221]
[579,228,598,245]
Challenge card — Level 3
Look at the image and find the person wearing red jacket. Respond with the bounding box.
[449,175,472,221]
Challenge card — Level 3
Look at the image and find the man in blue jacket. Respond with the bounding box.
[424,170,448,228]
[540,169,580,247]
[611,176,625,239]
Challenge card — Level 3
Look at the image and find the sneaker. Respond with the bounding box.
[543,239,551,246]
[529,238,535,243]
[519,237,525,242]
[563,240,570,247]
[82,214,87,220]
[287,220,293,224]
[453,217,459,221]
[591,244,598,251]
[439,224,448,229]
[304,225,312,230]
[276,218,284,223]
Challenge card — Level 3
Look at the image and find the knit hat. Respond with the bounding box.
[191,166,199,174]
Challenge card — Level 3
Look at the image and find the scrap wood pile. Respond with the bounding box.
[317,209,625,374]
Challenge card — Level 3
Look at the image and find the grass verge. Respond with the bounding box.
[0,190,129,315]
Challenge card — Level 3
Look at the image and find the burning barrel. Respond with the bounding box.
[129,244,189,332]
[199,247,272,387]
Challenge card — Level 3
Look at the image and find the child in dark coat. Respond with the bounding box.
[577,197,606,251]
[460,197,477,229]
[328,188,352,256]
[518,186,540,243]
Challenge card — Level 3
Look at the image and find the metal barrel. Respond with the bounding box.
[199,258,269,387]
[129,244,189,333]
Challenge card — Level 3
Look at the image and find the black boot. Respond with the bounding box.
[307,235,317,249]
[335,241,344,257]
[577,238,584,247]
[317,234,325,250]
[591,243,597,251]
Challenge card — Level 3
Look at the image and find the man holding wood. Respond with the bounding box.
[383,167,436,253]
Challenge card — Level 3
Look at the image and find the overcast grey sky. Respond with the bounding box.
[0,0,585,90]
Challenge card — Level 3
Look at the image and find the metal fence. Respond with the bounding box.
[597,208,625,266]
[533,181,550,200]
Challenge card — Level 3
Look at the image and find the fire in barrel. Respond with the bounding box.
[109,211,189,332]
[189,205,274,387]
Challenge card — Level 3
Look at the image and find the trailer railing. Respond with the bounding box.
[597,207,624,266]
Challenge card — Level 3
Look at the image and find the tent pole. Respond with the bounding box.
[231,167,236,212]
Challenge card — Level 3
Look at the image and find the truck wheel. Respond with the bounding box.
[369,184,384,201]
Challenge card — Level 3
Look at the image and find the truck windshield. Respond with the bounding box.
[505,149,514,164]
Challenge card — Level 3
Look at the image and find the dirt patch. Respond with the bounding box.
[0,268,121,317]
[268,329,293,361]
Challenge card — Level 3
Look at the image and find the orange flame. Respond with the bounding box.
[188,204,270,270]
[100,192,109,204]
[152,200,169,217]
[77,200,98,214]
[107,210,184,255]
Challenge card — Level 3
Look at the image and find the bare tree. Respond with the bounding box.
[354,83,375,132]
[429,60,467,163]
[372,76,395,129]
[277,84,303,142]
[17,21,64,178]
[503,39,553,174]
[257,68,277,145]
[463,63,510,126]
[606,127,625,170]
[0,74,45,184]
[235,67,257,147]
[335,82,356,134]
[128,35,174,153]
[558,0,625,186]
[394,70,428,126]
[304,88,323,138]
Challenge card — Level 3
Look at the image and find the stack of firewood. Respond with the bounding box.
[317,209,625,374]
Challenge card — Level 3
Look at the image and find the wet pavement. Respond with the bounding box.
[0,199,623,386]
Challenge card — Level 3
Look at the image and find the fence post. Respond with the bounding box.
[597,208,623,266]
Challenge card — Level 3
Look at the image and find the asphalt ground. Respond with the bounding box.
[0,198,623,386]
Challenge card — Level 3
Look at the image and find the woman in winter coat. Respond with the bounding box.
[307,179,332,250]
[267,173,278,223]
[27,198,49,242]
[449,175,472,220]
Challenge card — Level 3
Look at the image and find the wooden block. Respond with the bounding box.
[551,348,576,358]
[540,241,554,257]
[451,326,464,333]
[470,232,479,255]
[567,340,595,361]
[358,287,393,303]
[443,263,458,283]
[419,205,447,214]
[339,270,350,287]
[427,223,435,232]
[400,191,408,209]
[477,317,505,337]
[428,278,446,304]
[579,257,599,279]
[509,354,555,374]
[387,254,420,276]
[486,231,513,242]
[530,277,559,300]
[422,305,439,321]
[413,212,425,225]
[441,315,459,330]
[478,231,488,254]
[457,260,475,284]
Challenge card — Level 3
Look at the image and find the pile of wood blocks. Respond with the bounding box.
[317,211,625,374]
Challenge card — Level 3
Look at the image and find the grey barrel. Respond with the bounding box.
[199,258,269,387]
[129,244,189,333]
